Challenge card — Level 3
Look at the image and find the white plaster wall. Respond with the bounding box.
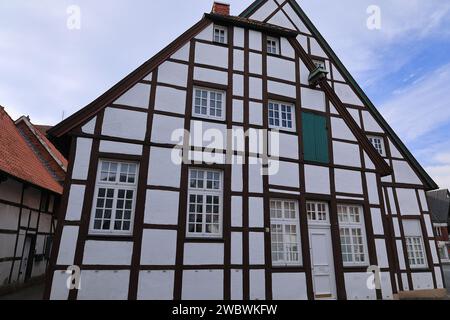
[65,185,85,221]
[249,30,262,51]
[332,64,346,82]
[231,269,243,300]
[396,189,420,215]
[297,34,308,52]
[272,273,308,300]
[72,138,92,180]
[284,2,310,34]
[375,239,389,268]
[250,0,278,21]
[114,83,150,109]
[249,102,263,126]
[249,232,265,265]
[184,243,224,265]
[234,49,244,71]
[0,178,22,203]
[148,147,181,188]
[389,140,403,158]
[267,56,295,82]
[141,229,177,265]
[362,111,383,133]
[231,233,243,265]
[345,273,377,300]
[330,117,357,141]
[423,214,434,237]
[233,99,244,123]
[158,61,188,87]
[299,60,309,85]
[249,197,264,228]
[83,241,133,265]
[268,160,299,189]
[232,158,243,192]
[250,270,266,300]
[249,52,262,75]
[155,86,187,115]
[188,150,226,165]
[435,267,444,289]
[190,120,227,150]
[250,77,263,99]
[138,270,174,300]
[0,234,16,258]
[0,261,12,286]
[403,220,422,237]
[195,23,213,41]
[144,190,179,225]
[301,88,325,112]
[333,141,361,167]
[401,273,409,291]
[231,196,243,227]
[195,42,228,68]
[78,270,130,300]
[380,272,393,300]
[57,226,79,266]
[364,153,375,170]
[280,37,295,59]
[171,43,190,61]
[268,80,295,98]
[102,108,147,141]
[233,74,244,97]
[151,114,185,144]
[269,132,298,159]
[387,188,397,215]
[182,270,223,300]
[268,10,296,30]
[309,38,327,58]
[429,240,439,264]
[334,83,363,106]
[305,165,330,195]
[99,140,143,156]
[392,161,422,185]
[0,204,19,230]
[82,117,96,134]
[234,27,245,47]
[366,172,380,205]
[347,108,361,126]
[418,190,428,212]
[248,158,263,193]
[371,208,384,235]
[396,240,406,270]
[411,273,434,291]
[334,169,363,194]
[49,271,70,300]
[194,67,227,85]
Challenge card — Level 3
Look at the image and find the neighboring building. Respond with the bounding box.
[0,107,65,292]
[427,189,450,263]
[45,1,445,300]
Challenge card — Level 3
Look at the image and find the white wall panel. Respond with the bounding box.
[333,141,361,167]
[267,56,295,82]
[249,53,262,75]
[72,138,92,180]
[195,42,228,68]
[268,161,299,189]
[396,189,420,215]
[411,273,434,291]
[233,49,244,71]
[82,117,96,134]
[114,83,150,109]
[305,165,330,195]
[102,108,147,140]
[151,114,184,144]
[250,270,266,300]
[65,185,85,221]
[371,208,384,235]
[141,229,177,265]
[249,232,265,265]
[334,83,363,106]
[148,147,181,188]
[194,67,227,85]
[158,61,188,87]
[334,169,363,194]
[234,27,245,47]
[231,232,243,265]
[345,273,377,300]
[392,161,422,185]
[83,241,133,265]
[231,196,243,227]
[184,243,224,265]
[78,270,129,300]
[249,30,262,51]
[231,270,243,300]
[182,270,223,300]
[330,117,357,141]
[362,111,383,133]
[57,226,79,266]
[49,271,70,300]
[155,86,186,115]
[249,197,264,228]
[138,270,174,300]
[366,172,380,205]
[144,190,179,225]
[272,273,308,300]
[268,80,295,98]
[171,43,190,61]
[301,88,325,112]
[99,141,143,156]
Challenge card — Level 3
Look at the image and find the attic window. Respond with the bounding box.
[368,135,386,157]
[267,36,279,55]
[213,25,227,44]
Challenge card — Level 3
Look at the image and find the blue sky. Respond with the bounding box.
[1,0,449,189]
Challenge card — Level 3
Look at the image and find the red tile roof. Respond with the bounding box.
[0,108,63,194]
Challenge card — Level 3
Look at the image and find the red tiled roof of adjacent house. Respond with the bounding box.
[0,107,63,194]
[28,121,68,169]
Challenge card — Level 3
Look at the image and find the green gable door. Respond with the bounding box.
[302,112,329,163]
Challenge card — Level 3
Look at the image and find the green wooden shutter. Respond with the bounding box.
[302,112,329,163]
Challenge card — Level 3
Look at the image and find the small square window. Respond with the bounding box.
[368,135,386,156]
[213,25,227,44]
[267,37,280,55]
[268,101,295,131]
[193,87,226,121]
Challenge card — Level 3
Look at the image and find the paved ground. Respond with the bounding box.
[0,283,45,300]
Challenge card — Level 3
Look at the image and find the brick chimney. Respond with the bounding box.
[212,2,230,16]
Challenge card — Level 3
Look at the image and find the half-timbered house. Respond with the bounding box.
[45,1,446,300]
[0,107,65,293]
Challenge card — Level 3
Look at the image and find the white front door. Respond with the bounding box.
[309,226,337,300]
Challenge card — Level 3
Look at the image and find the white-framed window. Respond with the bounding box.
[90,160,139,235]
[268,101,295,131]
[193,87,226,120]
[313,59,326,70]
[306,201,329,224]
[267,36,280,55]
[338,204,369,266]
[213,25,227,44]
[187,168,223,238]
[270,199,302,266]
[406,236,427,268]
[368,135,386,156]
